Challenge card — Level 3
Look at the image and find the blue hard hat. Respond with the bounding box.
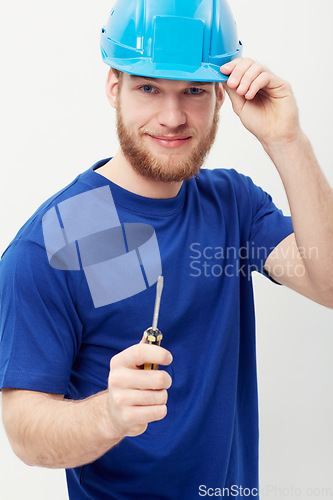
[100,0,242,82]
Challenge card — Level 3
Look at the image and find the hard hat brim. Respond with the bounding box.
[102,55,242,83]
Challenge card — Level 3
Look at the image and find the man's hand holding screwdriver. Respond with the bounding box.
[107,336,173,438]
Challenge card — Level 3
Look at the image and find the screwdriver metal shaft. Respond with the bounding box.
[152,276,163,331]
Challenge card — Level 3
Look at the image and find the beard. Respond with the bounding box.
[115,92,220,183]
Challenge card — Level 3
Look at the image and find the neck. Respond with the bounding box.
[95,149,183,199]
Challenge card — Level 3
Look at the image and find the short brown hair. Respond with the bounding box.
[110,67,124,81]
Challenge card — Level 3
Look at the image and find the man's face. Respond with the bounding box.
[112,73,224,183]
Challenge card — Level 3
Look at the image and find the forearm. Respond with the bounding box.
[2,341,172,470]
[262,131,333,294]
[2,389,123,469]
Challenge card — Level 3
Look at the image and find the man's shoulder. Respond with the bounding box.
[33,164,103,218]
[1,164,102,258]
[193,167,255,201]
[196,166,251,188]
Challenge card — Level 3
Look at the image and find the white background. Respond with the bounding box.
[0,1,333,498]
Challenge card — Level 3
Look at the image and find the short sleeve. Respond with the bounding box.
[0,239,83,394]
[238,173,294,284]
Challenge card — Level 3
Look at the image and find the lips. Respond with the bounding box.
[150,135,191,141]
[148,134,192,149]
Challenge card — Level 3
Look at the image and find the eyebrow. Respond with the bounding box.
[128,75,214,86]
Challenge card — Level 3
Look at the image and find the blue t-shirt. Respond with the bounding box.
[0,159,293,499]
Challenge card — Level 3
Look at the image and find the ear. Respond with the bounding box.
[106,68,120,109]
[216,82,226,110]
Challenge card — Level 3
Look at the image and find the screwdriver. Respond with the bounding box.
[143,276,164,370]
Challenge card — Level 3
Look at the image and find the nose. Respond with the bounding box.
[157,95,186,129]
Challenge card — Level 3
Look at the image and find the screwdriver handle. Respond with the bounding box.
[143,327,163,370]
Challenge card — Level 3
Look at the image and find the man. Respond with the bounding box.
[1,1,332,499]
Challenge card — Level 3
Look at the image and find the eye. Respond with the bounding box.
[187,87,204,95]
[140,85,157,94]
